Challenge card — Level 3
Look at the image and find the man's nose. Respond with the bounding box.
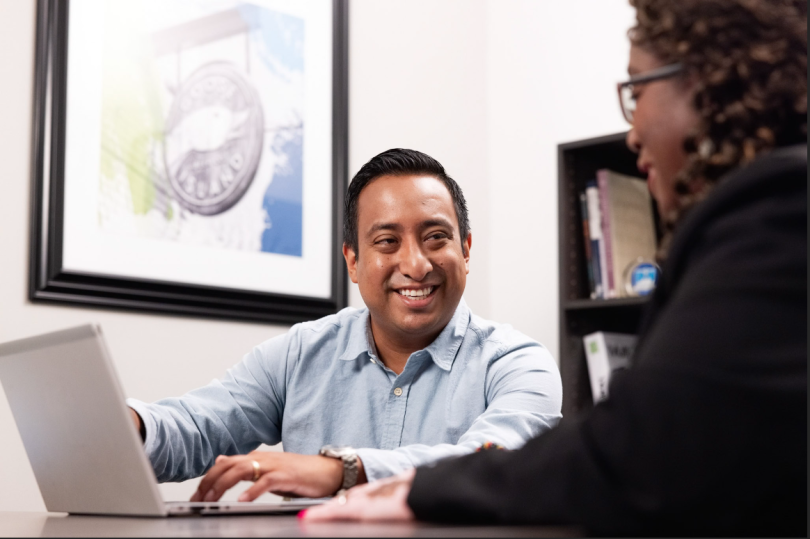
[398,238,432,281]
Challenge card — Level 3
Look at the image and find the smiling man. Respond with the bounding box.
[126,148,562,502]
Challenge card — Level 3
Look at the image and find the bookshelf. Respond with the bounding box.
[557,132,661,420]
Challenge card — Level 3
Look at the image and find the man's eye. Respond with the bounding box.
[376,238,396,245]
[427,232,448,241]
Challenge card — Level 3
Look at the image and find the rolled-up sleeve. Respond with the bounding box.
[126,331,296,482]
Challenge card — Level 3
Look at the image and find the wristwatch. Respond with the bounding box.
[319,445,360,491]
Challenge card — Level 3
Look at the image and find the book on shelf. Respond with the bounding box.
[583,331,637,403]
[578,191,598,299]
[584,180,605,299]
[595,169,657,298]
[578,192,594,296]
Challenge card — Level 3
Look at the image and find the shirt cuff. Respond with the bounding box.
[126,398,158,458]
[356,447,414,482]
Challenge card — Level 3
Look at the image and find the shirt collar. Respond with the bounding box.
[338,309,373,362]
[420,299,470,371]
[338,299,471,372]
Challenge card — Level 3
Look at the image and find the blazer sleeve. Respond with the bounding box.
[407,169,807,536]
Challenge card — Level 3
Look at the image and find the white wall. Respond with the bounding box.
[485,1,634,358]
[0,0,633,512]
[346,0,491,315]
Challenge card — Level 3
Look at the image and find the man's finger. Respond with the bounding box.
[192,455,235,502]
[204,459,255,502]
[237,472,276,502]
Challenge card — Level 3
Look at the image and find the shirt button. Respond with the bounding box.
[393,387,403,397]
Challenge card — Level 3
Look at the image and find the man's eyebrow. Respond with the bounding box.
[366,219,455,236]
[420,218,455,231]
[367,222,402,235]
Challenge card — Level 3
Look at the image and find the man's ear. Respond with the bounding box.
[463,233,472,274]
[343,243,359,284]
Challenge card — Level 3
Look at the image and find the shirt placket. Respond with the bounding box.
[378,353,426,450]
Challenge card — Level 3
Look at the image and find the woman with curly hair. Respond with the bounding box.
[303,0,807,534]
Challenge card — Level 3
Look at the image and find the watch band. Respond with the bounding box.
[339,452,359,490]
[319,445,360,491]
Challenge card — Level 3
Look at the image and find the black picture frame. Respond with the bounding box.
[29,0,349,325]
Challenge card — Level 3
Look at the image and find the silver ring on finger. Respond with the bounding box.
[336,489,349,505]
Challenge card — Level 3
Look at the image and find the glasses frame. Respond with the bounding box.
[617,63,684,124]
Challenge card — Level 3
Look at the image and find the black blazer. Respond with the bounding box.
[408,145,807,536]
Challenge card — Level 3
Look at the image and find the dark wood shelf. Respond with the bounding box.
[557,132,657,421]
[563,296,649,311]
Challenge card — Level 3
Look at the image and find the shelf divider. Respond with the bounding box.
[563,296,649,311]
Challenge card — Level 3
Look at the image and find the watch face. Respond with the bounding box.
[163,61,264,216]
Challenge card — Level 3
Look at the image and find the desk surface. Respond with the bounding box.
[0,512,581,537]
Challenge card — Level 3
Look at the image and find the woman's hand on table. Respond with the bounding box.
[301,469,416,522]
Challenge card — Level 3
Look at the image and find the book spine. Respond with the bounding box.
[584,182,603,298]
[583,332,610,403]
[591,241,603,299]
[597,170,658,299]
[579,192,596,298]
[596,170,615,298]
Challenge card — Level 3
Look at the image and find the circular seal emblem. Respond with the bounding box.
[623,258,660,297]
[163,62,264,215]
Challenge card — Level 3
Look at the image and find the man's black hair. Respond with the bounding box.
[344,148,470,255]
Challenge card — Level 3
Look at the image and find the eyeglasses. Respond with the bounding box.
[617,63,684,124]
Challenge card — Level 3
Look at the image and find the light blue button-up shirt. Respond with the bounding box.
[127,300,562,483]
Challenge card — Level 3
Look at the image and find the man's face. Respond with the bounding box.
[343,174,471,343]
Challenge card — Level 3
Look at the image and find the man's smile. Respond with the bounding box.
[393,285,440,307]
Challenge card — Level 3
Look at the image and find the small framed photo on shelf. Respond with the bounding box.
[29,0,349,324]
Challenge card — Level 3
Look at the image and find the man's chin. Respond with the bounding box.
[391,311,451,338]
[394,322,441,336]
[370,295,460,341]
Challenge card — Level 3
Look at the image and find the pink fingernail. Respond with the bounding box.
[297,509,308,520]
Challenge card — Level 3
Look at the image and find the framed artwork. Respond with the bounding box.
[30,0,349,324]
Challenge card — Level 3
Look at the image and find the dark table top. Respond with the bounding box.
[0,511,582,537]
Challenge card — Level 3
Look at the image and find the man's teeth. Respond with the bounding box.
[397,287,434,298]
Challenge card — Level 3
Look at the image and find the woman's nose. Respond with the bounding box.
[626,127,641,153]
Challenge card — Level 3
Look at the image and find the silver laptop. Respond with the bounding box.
[0,324,324,517]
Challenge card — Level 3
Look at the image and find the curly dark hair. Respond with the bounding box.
[629,0,807,257]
